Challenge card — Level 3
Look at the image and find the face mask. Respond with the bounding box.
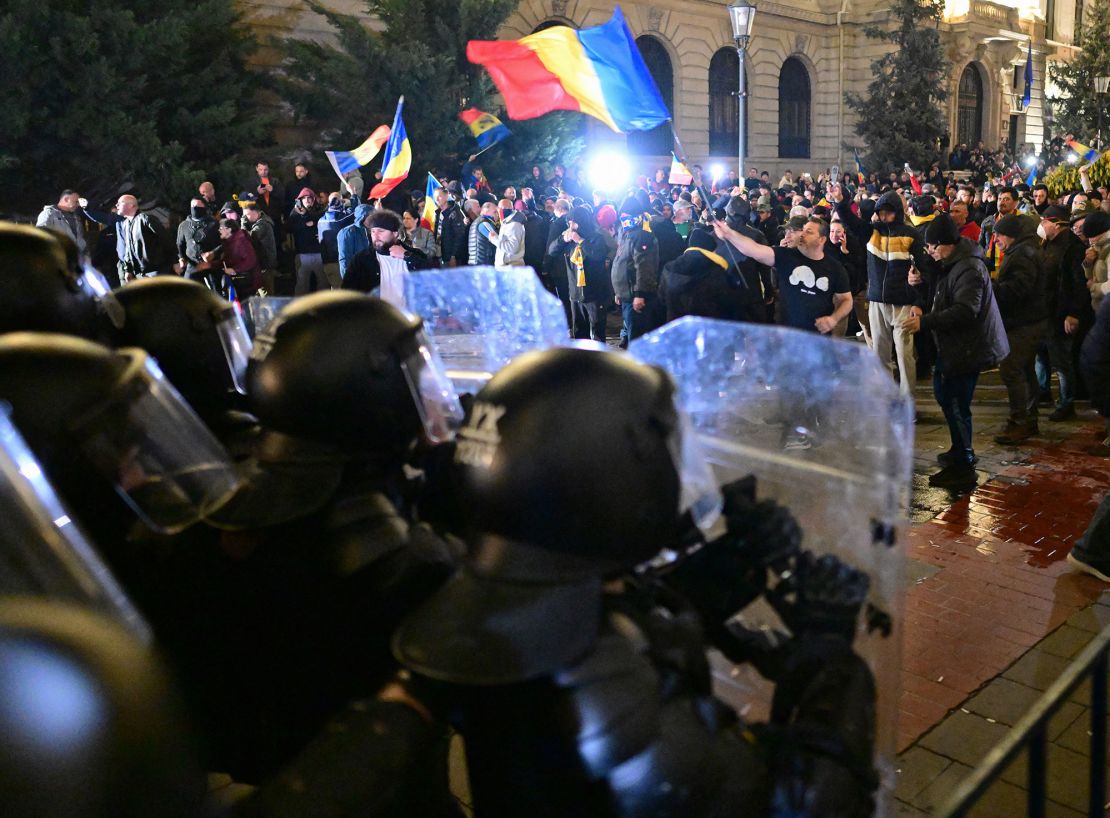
[191,206,207,219]
[1036,223,1047,240]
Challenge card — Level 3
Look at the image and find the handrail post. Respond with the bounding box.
[1027,724,1047,818]
[1091,653,1107,817]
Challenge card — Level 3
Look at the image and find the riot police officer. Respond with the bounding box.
[394,346,879,818]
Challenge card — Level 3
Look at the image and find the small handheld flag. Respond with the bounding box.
[1022,40,1033,110]
[459,108,512,151]
[368,98,412,201]
[1025,166,1037,187]
[668,153,693,185]
[467,6,670,133]
[325,125,391,183]
[420,172,443,231]
[853,148,866,185]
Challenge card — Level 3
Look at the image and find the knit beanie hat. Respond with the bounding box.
[924,214,960,246]
[368,210,402,232]
[1084,211,1110,239]
[993,214,1027,239]
[688,227,717,251]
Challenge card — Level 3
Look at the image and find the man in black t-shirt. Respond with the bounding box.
[714,217,852,333]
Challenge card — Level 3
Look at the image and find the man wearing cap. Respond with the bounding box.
[611,196,660,347]
[672,200,694,240]
[902,215,1008,486]
[342,210,431,302]
[991,213,1049,444]
[756,199,779,245]
[288,187,325,295]
[1036,206,1093,421]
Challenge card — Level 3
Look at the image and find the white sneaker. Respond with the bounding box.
[1067,551,1110,583]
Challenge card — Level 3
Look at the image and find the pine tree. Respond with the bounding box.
[845,0,949,173]
[278,0,584,186]
[0,0,273,214]
[1048,0,1110,139]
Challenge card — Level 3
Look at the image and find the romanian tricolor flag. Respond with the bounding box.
[668,153,693,185]
[324,124,391,182]
[459,108,512,151]
[1067,138,1100,163]
[368,98,411,201]
[420,172,442,231]
[466,7,670,134]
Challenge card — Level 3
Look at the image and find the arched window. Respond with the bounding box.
[957,64,984,147]
[532,19,569,33]
[709,48,741,156]
[628,36,674,156]
[778,58,811,158]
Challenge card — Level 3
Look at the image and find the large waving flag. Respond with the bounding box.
[1067,138,1100,163]
[459,108,512,151]
[466,6,669,133]
[368,98,411,201]
[420,172,443,231]
[668,153,693,185]
[324,125,391,183]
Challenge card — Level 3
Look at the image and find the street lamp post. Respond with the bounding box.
[1095,76,1110,152]
[728,0,756,178]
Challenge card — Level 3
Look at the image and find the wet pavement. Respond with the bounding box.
[896,371,1110,816]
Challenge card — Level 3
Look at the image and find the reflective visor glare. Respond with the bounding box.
[400,342,465,444]
[672,409,722,533]
[79,264,111,297]
[0,410,151,642]
[215,308,253,395]
[79,357,241,534]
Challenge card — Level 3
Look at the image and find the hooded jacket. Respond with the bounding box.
[651,218,686,269]
[919,239,1009,376]
[658,246,764,324]
[488,211,527,267]
[317,207,355,264]
[992,218,1048,330]
[840,192,929,307]
[552,208,613,304]
[611,217,659,301]
[175,214,221,271]
[288,202,324,254]
[337,204,375,279]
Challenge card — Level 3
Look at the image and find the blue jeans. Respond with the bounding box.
[933,361,979,463]
[1035,334,1075,410]
[620,295,657,342]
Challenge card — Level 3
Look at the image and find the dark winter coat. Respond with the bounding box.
[1082,295,1110,416]
[611,222,659,300]
[435,204,469,265]
[341,244,431,293]
[552,224,613,304]
[658,247,764,324]
[175,216,220,270]
[117,212,171,278]
[992,221,1048,330]
[543,215,570,283]
[919,239,1009,376]
[288,204,323,254]
[651,218,687,270]
[522,212,549,272]
[1040,228,1093,332]
[246,215,278,270]
[837,192,929,307]
[317,209,355,264]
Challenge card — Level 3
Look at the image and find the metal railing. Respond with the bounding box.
[935,622,1110,818]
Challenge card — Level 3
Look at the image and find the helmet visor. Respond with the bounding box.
[0,409,151,642]
[76,353,241,534]
[399,331,465,444]
[669,408,722,533]
[215,304,253,395]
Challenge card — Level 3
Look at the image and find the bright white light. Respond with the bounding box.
[1068,153,1079,164]
[711,164,726,180]
[588,153,630,193]
[1024,156,1038,168]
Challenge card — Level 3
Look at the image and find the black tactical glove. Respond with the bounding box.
[720,476,803,571]
[768,551,870,642]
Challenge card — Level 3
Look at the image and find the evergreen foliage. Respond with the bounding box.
[845,0,949,173]
[0,0,273,213]
[1048,0,1110,139]
[278,0,584,184]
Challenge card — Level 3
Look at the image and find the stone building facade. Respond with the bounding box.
[242,0,1083,175]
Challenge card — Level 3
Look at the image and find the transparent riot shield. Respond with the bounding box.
[631,317,912,813]
[402,266,570,392]
[246,296,294,339]
[0,409,151,643]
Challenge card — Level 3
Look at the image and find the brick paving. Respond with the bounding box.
[896,372,1110,815]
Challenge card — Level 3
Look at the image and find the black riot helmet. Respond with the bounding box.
[0,222,104,339]
[247,291,463,453]
[108,277,252,419]
[455,345,719,570]
[0,333,240,536]
[0,598,204,818]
